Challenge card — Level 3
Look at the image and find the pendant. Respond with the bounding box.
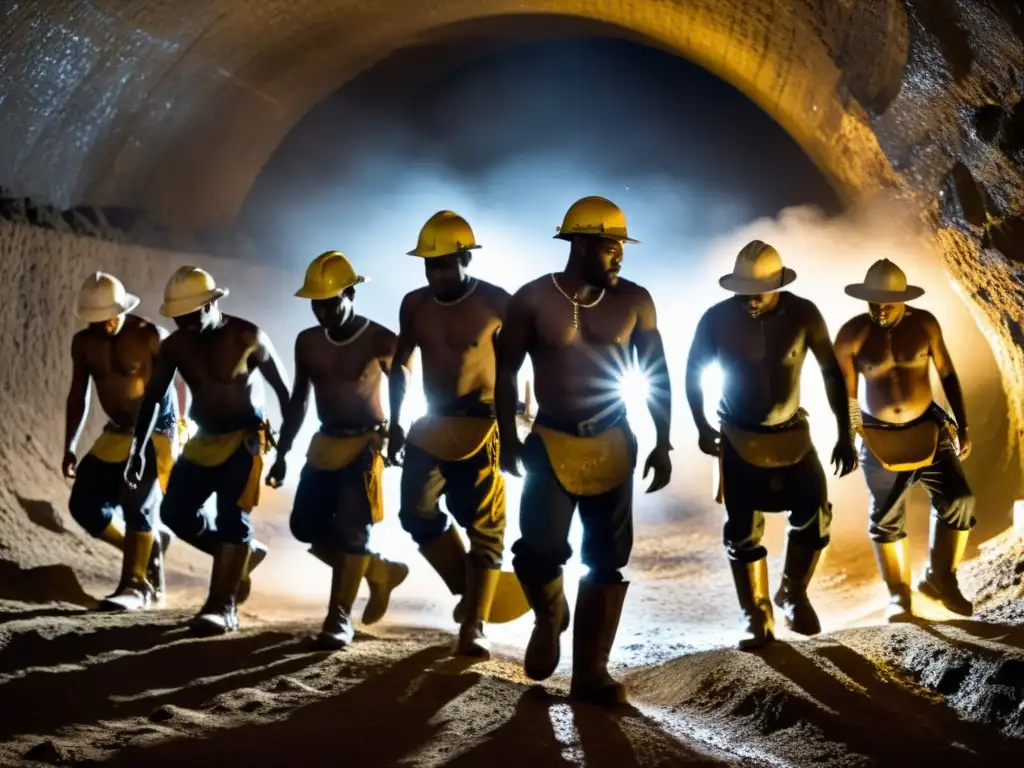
[572,296,580,329]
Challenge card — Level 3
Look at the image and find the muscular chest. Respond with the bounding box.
[537,297,635,349]
[417,302,498,358]
[856,326,930,374]
[176,333,255,385]
[716,313,806,367]
[86,334,152,383]
[307,336,380,386]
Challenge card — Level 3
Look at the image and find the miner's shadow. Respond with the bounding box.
[0,624,319,741]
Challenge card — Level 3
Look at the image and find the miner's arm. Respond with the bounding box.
[807,303,851,439]
[64,333,92,458]
[684,311,716,436]
[254,328,291,421]
[495,287,534,448]
[275,335,312,458]
[389,295,418,428]
[926,312,968,435]
[630,287,672,449]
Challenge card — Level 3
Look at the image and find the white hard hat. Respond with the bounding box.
[75,272,140,323]
[159,266,229,318]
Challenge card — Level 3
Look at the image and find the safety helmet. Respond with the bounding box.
[554,196,639,244]
[295,251,368,300]
[159,266,228,318]
[75,272,141,323]
[407,211,481,258]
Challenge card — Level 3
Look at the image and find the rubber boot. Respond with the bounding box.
[872,539,914,622]
[418,526,469,621]
[98,518,126,549]
[362,554,409,625]
[521,574,570,681]
[917,520,973,616]
[457,566,500,657]
[569,579,629,706]
[236,539,268,605]
[146,527,173,607]
[730,558,775,650]
[317,554,371,650]
[773,542,823,635]
[191,543,251,635]
[100,530,157,612]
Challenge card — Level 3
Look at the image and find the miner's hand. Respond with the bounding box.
[62,451,77,480]
[387,424,406,467]
[831,436,858,477]
[124,451,146,490]
[959,428,972,460]
[643,444,672,493]
[697,426,722,457]
[499,436,523,477]
[265,456,287,488]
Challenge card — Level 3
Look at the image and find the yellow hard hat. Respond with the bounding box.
[75,272,140,323]
[407,210,481,258]
[295,251,368,300]
[555,196,639,243]
[159,266,228,318]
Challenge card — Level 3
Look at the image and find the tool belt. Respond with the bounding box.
[859,403,957,472]
[88,422,178,494]
[532,407,633,497]
[306,423,386,471]
[182,417,275,512]
[719,409,813,469]
[408,397,498,462]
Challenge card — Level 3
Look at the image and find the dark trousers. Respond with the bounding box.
[290,452,375,556]
[859,441,975,542]
[69,439,161,535]
[511,429,637,585]
[398,440,506,569]
[721,440,832,563]
[160,444,255,551]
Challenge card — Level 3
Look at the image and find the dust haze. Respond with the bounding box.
[230,39,1017,601]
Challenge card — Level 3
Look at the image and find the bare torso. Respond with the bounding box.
[406,280,508,409]
[525,276,642,422]
[76,315,162,428]
[841,309,934,424]
[704,293,817,426]
[297,319,393,431]
[164,316,266,432]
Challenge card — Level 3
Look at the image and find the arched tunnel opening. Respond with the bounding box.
[2,3,1024,765]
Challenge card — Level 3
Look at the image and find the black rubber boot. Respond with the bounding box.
[457,566,500,658]
[191,543,250,635]
[317,554,371,650]
[730,557,775,650]
[917,520,973,616]
[521,574,570,681]
[872,539,914,622]
[569,579,629,707]
[773,541,823,635]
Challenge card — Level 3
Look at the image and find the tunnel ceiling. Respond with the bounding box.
[2,2,1024,436]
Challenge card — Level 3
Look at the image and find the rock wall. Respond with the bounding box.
[0,222,297,582]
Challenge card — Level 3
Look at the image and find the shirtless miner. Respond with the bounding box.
[835,259,975,621]
[265,251,409,649]
[389,210,529,658]
[63,272,184,612]
[685,241,857,649]
[126,266,289,635]
[496,196,673,706]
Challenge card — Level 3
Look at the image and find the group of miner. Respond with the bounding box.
[63,196,976,707]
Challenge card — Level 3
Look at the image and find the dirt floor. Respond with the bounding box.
[2,478,1023,767]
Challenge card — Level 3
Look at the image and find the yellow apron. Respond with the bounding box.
[306,431,386,524]
[859,420,952,472]
[182,422,272,512]
[533,424,633,497]
[88,430,177,494]
[407,415,496,462]
[715,417,813,505]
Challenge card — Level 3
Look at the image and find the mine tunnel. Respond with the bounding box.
[1,2,1023,766]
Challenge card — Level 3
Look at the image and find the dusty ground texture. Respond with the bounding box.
[2,505,1022,768]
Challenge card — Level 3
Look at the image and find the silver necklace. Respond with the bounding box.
[324,317,369,347]
[550,273,604,329]
[434,278,478,306]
